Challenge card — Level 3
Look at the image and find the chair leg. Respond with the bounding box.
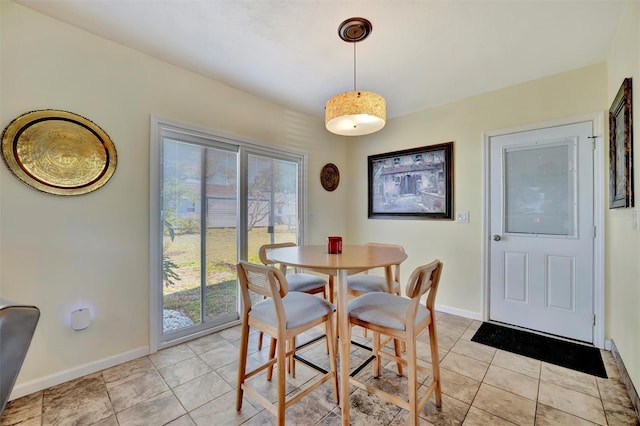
[289,337,296,378]
[328,275,335,304]
[372,331,381,378]
[257,295,267,350]
[326,277,336,352]
[428,322,442,407]
[407,335,419,426]
[393,288,407,353]
[258,331,264,350]
[276,332,287,426]
[325,312,339,403]
[393,338,404,376]
[324,322,330,354]
[236,319,250,411]
[267,337,277,381]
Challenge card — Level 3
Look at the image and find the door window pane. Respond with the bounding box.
[204,149,238,322]
[162,139,240,337]
[162,140,204,333]
[504,143,575,236]
[247,154,299,264]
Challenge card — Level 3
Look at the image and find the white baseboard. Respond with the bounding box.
[610,339,640,421]
[435,304,482,321]
[7,306,479,402]
[9,346,149,401]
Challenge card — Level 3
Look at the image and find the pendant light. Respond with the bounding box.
[325,18,386,136]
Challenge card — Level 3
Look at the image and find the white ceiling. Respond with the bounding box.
[15,0,627,120]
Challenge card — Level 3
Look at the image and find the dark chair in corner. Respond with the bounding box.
[0,299,40,416]
[348,259,443,426]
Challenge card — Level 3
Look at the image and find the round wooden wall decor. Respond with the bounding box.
[320,163,340,192]
[1,109,117,195]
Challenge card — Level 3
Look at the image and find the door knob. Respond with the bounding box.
[493,235,502,241]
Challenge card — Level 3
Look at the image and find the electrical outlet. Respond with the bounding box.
[456,211,469,223]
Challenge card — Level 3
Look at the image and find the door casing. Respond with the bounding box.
[482,112,605,348]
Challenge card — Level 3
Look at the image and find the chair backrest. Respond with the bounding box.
[364,242,405,282]
[404,259,443,320]
[258,242,297,273]
[237,261,289,311]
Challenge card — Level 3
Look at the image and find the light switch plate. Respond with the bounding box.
[456,211,469,223]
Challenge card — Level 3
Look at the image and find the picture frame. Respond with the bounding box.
[368,142,453,220]
[609,78,634,209]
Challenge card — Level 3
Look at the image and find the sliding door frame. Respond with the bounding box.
[150,115,307,352]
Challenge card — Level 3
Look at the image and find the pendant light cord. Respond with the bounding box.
[353,41,357,91]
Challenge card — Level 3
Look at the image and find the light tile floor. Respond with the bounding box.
[1,312,639,425]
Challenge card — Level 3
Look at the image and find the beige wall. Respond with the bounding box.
[3,0,639,401]
[347,63,607,316]
[606,0,640,397]
[0,2,348,388]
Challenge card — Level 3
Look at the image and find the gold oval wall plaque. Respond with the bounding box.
[320,163,340,191]
[1,110,117,195]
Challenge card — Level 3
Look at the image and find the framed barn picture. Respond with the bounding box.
[368,142,453,220]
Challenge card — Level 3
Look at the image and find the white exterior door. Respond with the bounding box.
[489,121,594,342]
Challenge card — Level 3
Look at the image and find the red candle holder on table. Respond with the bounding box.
[327,236,342,254]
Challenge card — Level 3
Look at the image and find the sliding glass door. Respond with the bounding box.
[246,152,300,263]
[161,136,239,340]
[152,119,305,348]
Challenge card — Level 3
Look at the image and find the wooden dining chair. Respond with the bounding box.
[346,242,406,355]
[258,242,334,360]
[259,242,333,302]
[346,242,404,297]
[347,259,443,426]
[236,261,339,426]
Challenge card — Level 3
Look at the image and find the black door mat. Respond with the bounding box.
[471,322,607,378]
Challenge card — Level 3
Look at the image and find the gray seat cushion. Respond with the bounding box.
[347,275,400,294]
[250,292,335,329]
[348,292,429,331]
[286,273,327,293]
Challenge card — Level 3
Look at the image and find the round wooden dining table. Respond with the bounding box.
[267,244,408,425]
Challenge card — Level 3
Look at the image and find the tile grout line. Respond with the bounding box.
[461,322,486,424]
[4,314,636,426]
